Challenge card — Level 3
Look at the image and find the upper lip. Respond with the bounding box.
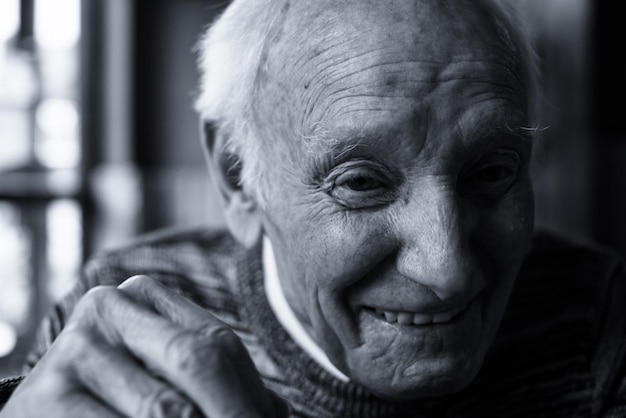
[352,276,485,316]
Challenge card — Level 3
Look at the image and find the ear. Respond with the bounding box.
[201,121,263,248]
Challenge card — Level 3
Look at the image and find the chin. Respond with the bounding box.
[371,373,478,401]
[351,354,484,401]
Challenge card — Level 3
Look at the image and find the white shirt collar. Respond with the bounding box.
[262,236,350,382]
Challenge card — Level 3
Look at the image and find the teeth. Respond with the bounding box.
[373,303,467,326]
[397,312,414,325]
[384,311,398,322]
[412,313,432,325]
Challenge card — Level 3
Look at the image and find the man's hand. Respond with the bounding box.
[1,275,289,417]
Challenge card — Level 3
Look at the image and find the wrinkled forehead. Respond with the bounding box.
[276,0,517,59]
[255,0,526,138]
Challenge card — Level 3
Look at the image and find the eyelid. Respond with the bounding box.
[333,167,388,189]
[322,160,401,209]
[323,160,400,189]
[457,149,523,199]
[467,149,521,170]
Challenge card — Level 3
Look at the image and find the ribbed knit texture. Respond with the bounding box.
[1,227,625,416]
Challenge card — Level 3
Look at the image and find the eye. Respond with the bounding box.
[458,151,521,199]
[325,162,397,209]
[342,174,386,192]
[475,164,514,182]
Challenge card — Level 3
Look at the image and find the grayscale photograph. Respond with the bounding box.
[0,0,624,416]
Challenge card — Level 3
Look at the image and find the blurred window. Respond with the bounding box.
[0,0,82,374]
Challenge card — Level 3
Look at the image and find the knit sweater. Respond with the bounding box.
[1,227,625,417]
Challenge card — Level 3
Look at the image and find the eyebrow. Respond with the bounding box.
[304,131,396,183]
[453,108,538,148]
[303,111,538,181]
[308,119,535,156]
[305,130,392,165]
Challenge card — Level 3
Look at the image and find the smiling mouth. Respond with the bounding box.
[364,302,470,326]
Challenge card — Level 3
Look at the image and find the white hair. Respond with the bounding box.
[195,0,289,205]
[194,0,542,205]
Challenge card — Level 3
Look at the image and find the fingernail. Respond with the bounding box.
[118,274,150,289]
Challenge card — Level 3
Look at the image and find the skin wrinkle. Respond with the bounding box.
[296,45,383,84]
[310,136,410,186]
[295,46,440,128]
[370,335,397,362]
[194,0,539,197]
[312,63,524,135]
[453,121,532,168]
[321,79,521,122]
[263,24,525,158]
[299,53,524,149]
[247,0,536,400]
[295,47,524,143]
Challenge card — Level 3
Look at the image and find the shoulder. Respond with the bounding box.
[508,228,624,349]
[462,228,626,415]
[81,226,246,313]
[521,228,623,285]
[23,227,248,372]
[84,226,238,284]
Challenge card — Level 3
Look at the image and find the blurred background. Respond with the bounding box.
[0,0,623,376]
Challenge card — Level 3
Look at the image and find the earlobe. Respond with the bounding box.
[223,193,263,248]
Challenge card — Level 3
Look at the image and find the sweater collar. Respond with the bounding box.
[262,236,350,382]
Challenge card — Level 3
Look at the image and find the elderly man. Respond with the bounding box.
[1,0,625,416]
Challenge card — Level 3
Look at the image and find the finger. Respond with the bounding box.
[57,327,201,418]
[52,394,124,418]
[90,286,277,417]
[4,372,122,418]
[118,275,282,416]
[118,275,209,329]
[117,275,253,374]
[134,325,269,418]
[118,276,264,386]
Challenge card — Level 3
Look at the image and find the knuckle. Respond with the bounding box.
[164,326,238,376]
[53,327,98,364]
[164,329,203,373]
[143,387,196,418]
[75,285,117,318]
[203,324,240,347]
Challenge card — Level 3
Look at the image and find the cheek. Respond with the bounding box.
[315,216,394,281]
[280,207,393,286]
[271,208,396,335]
[475,184,534,278]
[503,185,534,242]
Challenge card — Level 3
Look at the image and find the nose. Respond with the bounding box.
[394,179,483,302]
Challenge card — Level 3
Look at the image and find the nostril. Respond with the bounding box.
[425,273,485,305]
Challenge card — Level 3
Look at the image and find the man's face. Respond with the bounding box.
[255,0,534,399]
